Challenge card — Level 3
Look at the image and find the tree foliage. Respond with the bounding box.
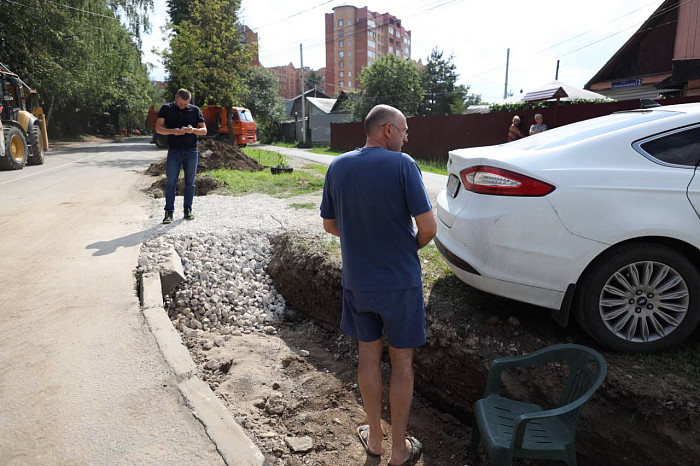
[350,54,424,120]
[0,0,155,137]
[243,67,285,142]
[419,48,465,116]
[163,0,250,107]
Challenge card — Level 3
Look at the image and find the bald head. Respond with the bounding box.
[364,105,404,136]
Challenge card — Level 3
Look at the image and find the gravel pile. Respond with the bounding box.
[137,193,325,335]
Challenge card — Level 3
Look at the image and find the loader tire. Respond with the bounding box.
[27,124,45,165]
[1,125,28,170]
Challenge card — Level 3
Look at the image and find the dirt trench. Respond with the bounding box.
[266,232,700,466]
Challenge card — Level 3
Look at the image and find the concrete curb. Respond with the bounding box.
[139,272,268,466]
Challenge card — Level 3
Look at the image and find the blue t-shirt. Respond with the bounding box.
[157,102,205,149]
[320,147,433,291]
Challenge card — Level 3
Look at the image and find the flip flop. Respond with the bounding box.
[356,425,381,457]
[388,436,423,466]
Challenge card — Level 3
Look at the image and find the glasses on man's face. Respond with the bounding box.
[383,122,408,138]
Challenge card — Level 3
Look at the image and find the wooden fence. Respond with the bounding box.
[329,96,700,161]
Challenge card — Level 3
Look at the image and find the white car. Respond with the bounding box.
[436,102,700,352]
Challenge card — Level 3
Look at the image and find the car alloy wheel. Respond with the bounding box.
[599,260,688,343]
[577,243,700,352]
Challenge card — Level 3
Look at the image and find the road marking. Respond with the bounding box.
[0,152,102,186]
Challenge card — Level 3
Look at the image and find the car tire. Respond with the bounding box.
[576,243,700,352]
[1,125,28,170]
[27,124,45,165]
[155,134,168,149]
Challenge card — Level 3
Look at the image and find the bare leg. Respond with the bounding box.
[388,346,415,465]
[358,339,384,455]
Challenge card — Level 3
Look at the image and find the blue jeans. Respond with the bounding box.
[164,147,198,212]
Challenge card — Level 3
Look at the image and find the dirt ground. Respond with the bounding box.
[182,318,475,466]
[169,230,700,466]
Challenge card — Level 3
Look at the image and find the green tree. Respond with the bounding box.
[449,85,482,114]
[350,54,423,120]
[0,0,154,137]
[243,67,285,142]
[419,48,464,116]
[305,69,322,92]
[163,0,251,143]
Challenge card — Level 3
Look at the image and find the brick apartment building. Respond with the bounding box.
[238,24,261,66]
[267,63,302,100]
[325,5,411,96]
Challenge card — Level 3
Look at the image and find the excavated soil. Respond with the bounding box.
[145,139,263,197]
[256,232,700,466]
[146,139,264,176]
[175,230,700,465]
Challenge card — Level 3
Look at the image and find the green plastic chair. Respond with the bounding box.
[470,344,607,466]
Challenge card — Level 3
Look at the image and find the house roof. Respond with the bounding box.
[306,97,337,114]
[585,0,678,88]
[501,80,612,103]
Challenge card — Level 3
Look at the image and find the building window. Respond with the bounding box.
[338,61,344,68]
[339,81,344,88]
[348,51,352,57]
[396,49,401,56]
[389,46,394,54]
[339,40,344,48]
[395,30,400,37]
[338,30,344,37]
[338,19,344,26]
[368,60,373,66]
[389,27,394,35]
[339,51,344,58]
[348,71,351,77]
[368,50,375,58]
[347,40,352,47]
[339,71,344,78]
[369,31,376,38]
[404,37,411,45]
[347,81,352,88]
[368,39,375,48]
[405,47,410,54]
[368,19,375,28]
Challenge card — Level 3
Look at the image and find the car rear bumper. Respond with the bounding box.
[435,188,603,311]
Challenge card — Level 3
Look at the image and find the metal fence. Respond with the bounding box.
[330,96,700,160]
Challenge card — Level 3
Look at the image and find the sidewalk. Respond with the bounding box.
[256,144,448,200]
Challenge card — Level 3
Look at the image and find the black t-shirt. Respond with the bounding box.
[157,102,205,149]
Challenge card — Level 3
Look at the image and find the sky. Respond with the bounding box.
[142,0,666,103]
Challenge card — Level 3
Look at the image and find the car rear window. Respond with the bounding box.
[506,110,678,150]
[638,126,700,167]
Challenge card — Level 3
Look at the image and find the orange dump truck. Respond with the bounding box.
[146,105,257,149]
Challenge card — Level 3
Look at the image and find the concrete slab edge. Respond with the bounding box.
[179,377,269,466]
[138,272,268,466]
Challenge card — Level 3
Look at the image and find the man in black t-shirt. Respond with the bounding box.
[155,88,206,224]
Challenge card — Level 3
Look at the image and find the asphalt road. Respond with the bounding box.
[0,138,224,465]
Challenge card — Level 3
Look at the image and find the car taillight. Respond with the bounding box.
[460,165,555,196]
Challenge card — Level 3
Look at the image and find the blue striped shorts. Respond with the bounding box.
[341,287,426,349]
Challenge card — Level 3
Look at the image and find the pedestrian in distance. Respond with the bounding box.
[529,113,548,135]
[155,88,207,224]
[320,104,437,466]
[508,115,525,142]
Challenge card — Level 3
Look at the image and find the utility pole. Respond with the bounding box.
[503,48,510,100]
[300,44,306,145]
[555,60,560,80]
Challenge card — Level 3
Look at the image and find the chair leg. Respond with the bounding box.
[565,444,578,466]
[489,448,513,466]
[470,422,481,462]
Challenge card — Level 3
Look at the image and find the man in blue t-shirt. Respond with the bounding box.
[155,88,207,224]
[320,104,436,465]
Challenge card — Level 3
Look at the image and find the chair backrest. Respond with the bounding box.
[549,344,607,424]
